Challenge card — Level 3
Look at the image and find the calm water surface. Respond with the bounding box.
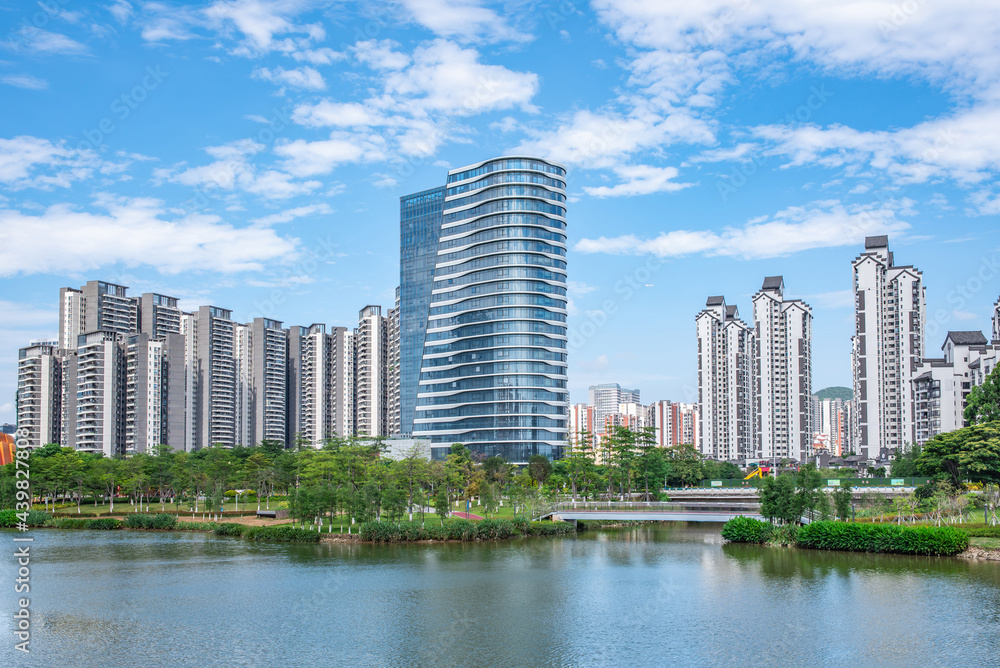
[3,525,999,667]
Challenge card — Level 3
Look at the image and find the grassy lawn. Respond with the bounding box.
[971,537,1000,550]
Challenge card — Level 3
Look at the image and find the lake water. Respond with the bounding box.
[3,525,1000,667]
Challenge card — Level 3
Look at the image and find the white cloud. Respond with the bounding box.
[275,133,387,176]
[754,105,1000,185]
[352,40,410,70]
[106,1,133,24]
[0,74,49,90]
[292,101,385,128]
[157,139,320,199]
[592,0,1000,99]
[384,40,539,116]
[399,0,524,43]
[514,109,713,169]
[290,47,343,65]
[249,202,332,225]
[204,0,322,56]
[575,199,912,259]
[584,164,693,197]
[0,194,300,276]
[0,300,57,328]
[0,136,102,190]
[252,65,325,90]
[11,29,89,54]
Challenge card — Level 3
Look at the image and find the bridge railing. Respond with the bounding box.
[548,501,761,515]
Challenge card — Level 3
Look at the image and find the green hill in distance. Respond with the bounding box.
[815,386,852,401]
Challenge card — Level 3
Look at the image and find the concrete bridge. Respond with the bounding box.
[536,501,765,523]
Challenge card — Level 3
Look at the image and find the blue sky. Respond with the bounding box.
[2,0,1000,423]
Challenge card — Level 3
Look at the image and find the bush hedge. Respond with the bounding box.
[242,526,320,543]
[796,521,969,556]
[124,514,178,530]
[359,518,576,542]
[86,518,123,530]
[720,516,773,544]
[0,509,52,527]
[213,523,248,537]
[52,518,90,529]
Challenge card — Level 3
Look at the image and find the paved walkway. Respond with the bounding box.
[450,511,485,520]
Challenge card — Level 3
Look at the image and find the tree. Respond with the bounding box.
[891,443,922,477]
[916,422,1000,486]
[965,365,1000,424]
[527,454,552,489]
[832,479,853,521]
[663,444,703,487]
[433,488,449,526]
[759,473,799,524]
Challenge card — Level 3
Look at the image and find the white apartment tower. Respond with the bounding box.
[251,318,288,447]
[852,236,926,455]
[16,342,62,448]
[192,306,237,449]
[140,293,182,339]
[124,332,186,453]
[354,305,388,437]
[588,384,640,434]
[75,331,125,456]
[753,276,813,461]
[387,294,401,436]
[697,296,755,461]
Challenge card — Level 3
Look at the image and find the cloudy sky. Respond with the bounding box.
[2,0,999,423]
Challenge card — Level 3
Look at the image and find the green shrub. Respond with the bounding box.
[475,519,518,539]
[770,524,799,546]
[0,509,16,527]
[125,514,178,530]
[242,526,320,543]
[175,521,217,531]
[796,521,969,556]
[25,510,51,527]
[86,518,123,530]
[213,523,248,537]
[721,516,774,544]
[52,518,90,529]
[360,521,402,542]
[528,521,576,536]
[965,527,1000,538]
[445,519,477,540]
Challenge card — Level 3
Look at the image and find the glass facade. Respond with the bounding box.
[409,157,568,464]
[398,186,446,437]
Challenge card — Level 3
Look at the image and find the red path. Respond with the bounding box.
[451,511,485,520]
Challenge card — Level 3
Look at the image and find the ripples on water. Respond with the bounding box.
[3,525,999,667]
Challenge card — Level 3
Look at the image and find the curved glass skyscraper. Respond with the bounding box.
[406,156,568,463]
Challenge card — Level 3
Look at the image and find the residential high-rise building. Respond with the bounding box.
[192,306,237,449]
[250,318,287,447]
[234,322,253,448]
[697,296,755,461]
[387,291,401,436]
[140,293,182,338]
[75,330,125,456]
[993,297,1000,342]
[124,332,185,453]
[809,395,851,456]
[408,157,569,463]
[568,402,593,448]
[912,331,996,445]
[355,305,388,437]
[588,384,640,434]
[59,280,138,351]
[58,288,83,351]
[336,328,355,437]
[288,324,328,448]
[753,276,813,461]
[16,342,62,448]
[399,186,447,438]
[852,236,926,455]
